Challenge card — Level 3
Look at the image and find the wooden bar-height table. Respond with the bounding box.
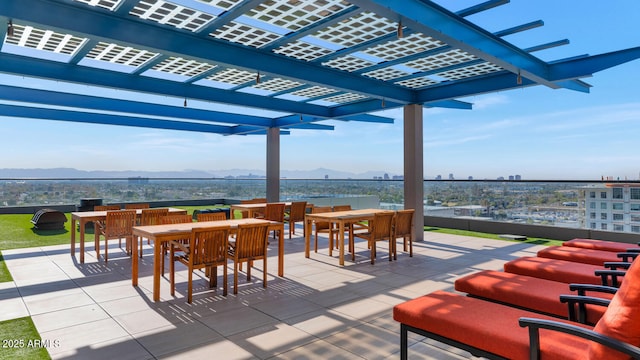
[131,218,284,302]
[304,208,390,265]
[70,207,185,263]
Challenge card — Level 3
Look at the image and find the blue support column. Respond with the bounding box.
[404,104,424,241]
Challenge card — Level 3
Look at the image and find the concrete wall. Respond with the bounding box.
[425,216,640,244]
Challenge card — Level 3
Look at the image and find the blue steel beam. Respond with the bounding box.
[455,0,509,18]
[0,0,414,103]
[0,85,279,127]
[524,39,570,54]
[0,103,239,134]
[196,0,264,35]
[549,47,640,81]
[0,52,334,117]
[351,0,587,91]
[493,20,544,38]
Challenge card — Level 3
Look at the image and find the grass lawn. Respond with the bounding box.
[425,227,563,247]
[0,317,50,360]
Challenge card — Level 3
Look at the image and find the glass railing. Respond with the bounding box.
[2,178,639,234]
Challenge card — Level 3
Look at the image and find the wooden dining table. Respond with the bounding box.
[131,218,285,302]
[70,207,185,264]
[304,208,391,265]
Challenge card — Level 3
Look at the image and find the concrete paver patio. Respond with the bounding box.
[1,230,545,359]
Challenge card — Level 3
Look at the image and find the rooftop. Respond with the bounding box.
[1,229,545,359]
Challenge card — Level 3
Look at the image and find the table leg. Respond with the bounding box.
[70,218,76,256]
[79,220,85,264]
[278,224,284,277]
[132,235,139,287]
[94,222,100,260]
[304,218,311,258]
[339,221,345,266]
[153,240,161,302]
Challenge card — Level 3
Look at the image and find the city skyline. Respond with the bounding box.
[0,1,639,180]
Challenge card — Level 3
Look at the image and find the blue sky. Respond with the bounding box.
[1,1,639,180]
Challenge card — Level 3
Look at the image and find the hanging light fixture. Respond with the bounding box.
[397,20,403,39]
[184,98,187,107]
[7,19,14,38]
[256,72,261,85]
[517,70,522,85]
[381,98,386,108]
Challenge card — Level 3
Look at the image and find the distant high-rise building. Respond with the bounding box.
[497,176,505,181]
[324,174,329,180]
[509,175,515,181]
[515,175,522,181]
[581,183,640,233]
[468,176,473,180]
[384,173,389,180]
[449,173,454,180]
[435,175,442,180]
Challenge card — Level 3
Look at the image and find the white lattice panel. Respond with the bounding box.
[314,12,397,48]
[212,22,281,48]
[436,62,504,80]
[152,57,216,77]
[247,0,352,32]
[322,55,375,72]
[363,67,410,81]
[206,68,257,85]
[74,0,122,11]
[404,49,478,72]
[253,78,303,92]
[394,77,438,89]
[130,0,215,32]
[4,24,86,56]
[272,40,333,61]
[290,86,338,98]
[363,33,445,61]
[197,0,245,11]
[87,42,159,67]
[321,92,368,104]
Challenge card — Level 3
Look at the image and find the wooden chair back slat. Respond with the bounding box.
[104,210,137,238]
[264,203,286,222]
[197,212,227,222]
[161,214,193,224]
[233,223,269,260]
[191,226,230,267]
[140,208,169,226]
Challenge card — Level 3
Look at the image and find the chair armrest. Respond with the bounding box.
[617,252,638,262]
[624,248,640,253]
[559,295,611,323]
[519,317,640,359]
[594,270,626,287]
[569,283,618,295]
[169,239,189,253]
[603,261,631,270]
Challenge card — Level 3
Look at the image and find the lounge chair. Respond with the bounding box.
[537,246,636,265]
[394,258,640,359]
[503,256,628,286]
[563,238,639,253]
[455,269,615,325]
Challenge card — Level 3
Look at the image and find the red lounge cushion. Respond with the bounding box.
[504,257,604,284]
[393,290,589,359]
[455,270,610,324]
[538,246,622,266]
[590,259,640,360]
[564,239,636,253]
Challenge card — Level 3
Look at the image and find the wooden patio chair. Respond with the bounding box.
[197,212,227,222]
[228,222,270,295]
[256,202,285,239]
[312,206,333,254]
[139,208,169,256]
[284,201,307,239]
[353,211,395,264]
[159,214,193,275]
[394,209,415,258]
[96,209,136,263]
[238,198,266,218]
[93,205,121,248]
[94,205,121,211]
[169,225,231,303]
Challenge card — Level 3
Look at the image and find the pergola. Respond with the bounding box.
[1,0,639,241]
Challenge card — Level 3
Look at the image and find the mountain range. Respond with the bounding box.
[0,167,399,179]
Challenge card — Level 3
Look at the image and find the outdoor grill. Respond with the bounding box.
[31,208,67,230]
